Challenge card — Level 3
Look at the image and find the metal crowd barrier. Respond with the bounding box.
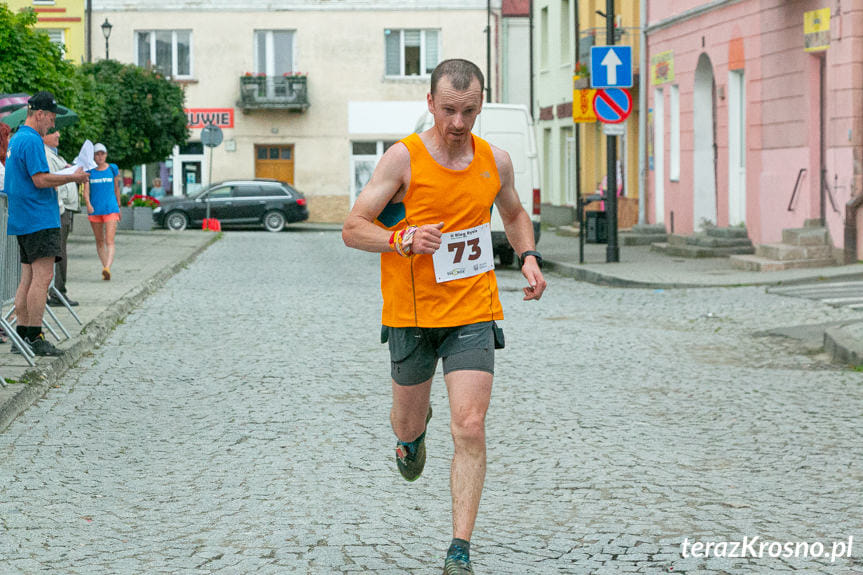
[0,194,20,304]
[0,193,34,379]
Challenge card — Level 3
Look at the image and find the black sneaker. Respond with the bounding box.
[29,336,62,357]
[443,545,474,574]
[395,406,433,482]
[48,296,78,307]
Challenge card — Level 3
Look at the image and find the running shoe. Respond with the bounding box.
[29,335,62,357]
[102,267,111,281]
[395,406,432,482]
[443,545,474,574]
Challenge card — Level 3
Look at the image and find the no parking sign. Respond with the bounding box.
[593,88,632,124]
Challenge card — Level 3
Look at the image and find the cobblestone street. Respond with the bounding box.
[0,230,861,574]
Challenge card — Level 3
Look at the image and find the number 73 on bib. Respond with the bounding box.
[432,223,495,283]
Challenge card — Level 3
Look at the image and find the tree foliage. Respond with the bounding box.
[0,6,76,103]
[0,5,189,169]
[72,61,189,169]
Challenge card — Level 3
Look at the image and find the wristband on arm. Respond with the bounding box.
[389,225,418,257]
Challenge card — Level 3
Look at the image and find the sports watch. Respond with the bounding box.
[519,250,543,270]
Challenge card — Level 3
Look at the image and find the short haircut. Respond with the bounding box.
[430,59,484,96]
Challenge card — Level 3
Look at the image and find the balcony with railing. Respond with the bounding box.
[238,75,309,111]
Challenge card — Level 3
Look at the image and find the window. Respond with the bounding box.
[543,128,553,199]
[560,0,570,65]
[670,85,680,181]
[235,186,269,198]
[255,30,295,76]
[206,186,232,200]
[259,186,289,198]
[44,29,65,56]
[540,7,549,69]
[561,126,575,205]
[351,140,398,204]
[385,29,440,77]
[180,142,203,155]
[136,30,192,78]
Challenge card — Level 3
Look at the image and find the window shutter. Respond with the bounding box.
[404,30,421,47]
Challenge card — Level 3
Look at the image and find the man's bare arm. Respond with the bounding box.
[342,143,411,252]
[31,167,88,189]
[342,143,445,255]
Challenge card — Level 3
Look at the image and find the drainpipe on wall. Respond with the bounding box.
[637,0,647,225]
[575,1,581,214]
[529,0,534,119]
[844,195,863,264]
[85,0,92,63]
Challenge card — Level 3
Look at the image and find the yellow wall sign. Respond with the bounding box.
[651,51,675,84]
[804,8,831,52]
[573,76,596,123]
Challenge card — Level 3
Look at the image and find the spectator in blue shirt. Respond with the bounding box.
[4,92,89,356]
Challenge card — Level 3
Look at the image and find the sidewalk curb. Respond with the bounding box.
[0,233,221,433]
[823,322,863,366]
[545,260,863,290]
[545,260,719,289]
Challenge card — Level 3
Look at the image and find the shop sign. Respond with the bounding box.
[804,8,831,52]
[186,108,234,129]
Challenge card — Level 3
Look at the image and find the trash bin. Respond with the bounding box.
[586,210,608,244]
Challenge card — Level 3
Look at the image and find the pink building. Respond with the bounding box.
[645,0,863,259]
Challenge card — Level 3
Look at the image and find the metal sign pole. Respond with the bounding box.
[201,122,223,223]
[605,0,619,262]
[206,144,213,221]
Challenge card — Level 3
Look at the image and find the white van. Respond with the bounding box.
[414,103,541,266]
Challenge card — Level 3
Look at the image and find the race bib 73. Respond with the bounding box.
[432,223,495,283]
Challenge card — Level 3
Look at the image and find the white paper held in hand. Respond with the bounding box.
[56,140,97,175]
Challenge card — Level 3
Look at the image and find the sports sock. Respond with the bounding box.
[16,325,27,340]
[27,326,42,342]
[448,538,470,558]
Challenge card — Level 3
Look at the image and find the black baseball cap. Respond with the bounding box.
[28,91,67,114]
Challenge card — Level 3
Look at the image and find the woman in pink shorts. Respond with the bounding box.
[83,143,121,280]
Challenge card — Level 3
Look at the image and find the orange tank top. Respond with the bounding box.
[376,133,504,327]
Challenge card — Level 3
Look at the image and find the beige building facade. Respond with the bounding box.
[92,1,496,221]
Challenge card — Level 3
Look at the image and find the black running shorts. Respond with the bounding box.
[384,321,498,386]
[17,227,62,264]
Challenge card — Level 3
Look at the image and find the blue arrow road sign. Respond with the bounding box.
[593,88,632,124]
[590,46,633,88]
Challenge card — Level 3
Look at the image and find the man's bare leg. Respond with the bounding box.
[445,369,493,541]
[25,257,55,332]
[391,377,432,442]
[13,263,33,327]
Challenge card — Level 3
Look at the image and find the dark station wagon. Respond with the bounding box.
[152,179,309,232]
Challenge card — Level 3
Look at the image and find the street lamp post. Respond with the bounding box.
[101,18,112,60]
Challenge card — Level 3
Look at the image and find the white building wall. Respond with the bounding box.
[534,0,576,218]
[92,3,493,221]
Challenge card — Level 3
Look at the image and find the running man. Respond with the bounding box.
[342,59,546,574]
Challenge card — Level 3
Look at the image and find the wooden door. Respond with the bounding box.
[255,145,294,184]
